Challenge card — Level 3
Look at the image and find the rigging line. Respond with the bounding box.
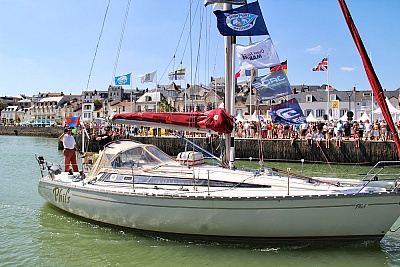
[189,0,193,91]
[205,6,213,85]
[212,35,220,107]
[158,7,190,83]
[111,0,132,84]
[193,0,205,89]
[254,99,264,166]
[316,142,335,174]
[85,0,111,91]
[179,0,200,72]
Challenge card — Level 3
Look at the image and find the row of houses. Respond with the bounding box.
[1,78,399,125]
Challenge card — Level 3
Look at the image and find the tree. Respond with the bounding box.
[0,100,6,112]
[157,99,176,112]
[93,100,102,107]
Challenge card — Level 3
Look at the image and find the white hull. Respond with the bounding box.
[37,140,400,240]
[38,178,400,240]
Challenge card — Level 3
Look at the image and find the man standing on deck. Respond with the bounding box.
[59,127,80,173]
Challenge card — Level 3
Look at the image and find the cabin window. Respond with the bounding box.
[110,146,173,169]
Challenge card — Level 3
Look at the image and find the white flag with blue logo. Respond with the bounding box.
[115,73,131,85]
[140,70,157,83]
[236,38,280,70]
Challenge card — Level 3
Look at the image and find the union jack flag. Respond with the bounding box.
[312,57,328,71]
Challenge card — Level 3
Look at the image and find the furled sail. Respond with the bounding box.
[112,108,234,134]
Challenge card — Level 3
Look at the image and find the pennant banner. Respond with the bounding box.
[312,57,328,71]
[66,116,80,127]
[204,0,246,7]
[269,98,306,125]
[114,73,131,85]
[270,60,287,74]
[213,1,269,36]
[236,38,280,70]
[168,68,186,80]
[140,70,157,83]
[252,69,292,101]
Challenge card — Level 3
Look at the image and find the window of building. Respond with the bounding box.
[304,109,312,116]
[316,109,325,117]
[306,95,313,102]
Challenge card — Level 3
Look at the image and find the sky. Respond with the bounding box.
[0,0,399,97]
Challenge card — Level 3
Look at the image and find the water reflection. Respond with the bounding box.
[38,202,400,267]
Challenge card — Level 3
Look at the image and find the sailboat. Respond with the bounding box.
[37,0,400,241]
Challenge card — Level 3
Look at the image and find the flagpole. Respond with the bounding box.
[184,71,187,112]
[370,52,374,123]
[249,76,252,117]
[155,71,158,112]
[326,54,330,117]
[130,72,133,112]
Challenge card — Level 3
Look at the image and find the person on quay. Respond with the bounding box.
[96,126,116,150]
[59,127,80,173]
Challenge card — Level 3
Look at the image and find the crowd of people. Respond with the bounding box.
[59,118,397,172]
[234,119,398,147]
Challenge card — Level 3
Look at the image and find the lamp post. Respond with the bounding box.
[346,90,354,113]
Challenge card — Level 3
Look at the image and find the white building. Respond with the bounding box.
[1,106,18,124]
[30,96,68,126]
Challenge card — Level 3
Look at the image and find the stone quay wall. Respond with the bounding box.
[1,126,397,164]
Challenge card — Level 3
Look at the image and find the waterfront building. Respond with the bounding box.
[1,106,18,124]
[30,96,67,126]
[135,91,163,112]
[1,80,400,125]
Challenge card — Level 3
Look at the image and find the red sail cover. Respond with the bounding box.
[338,0,400,158]
[112,108,234,134]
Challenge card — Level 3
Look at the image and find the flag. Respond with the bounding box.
[140,70,157,83]
[204,0,246,7]
[270,60,288,74]
[213,1,269,36]
[66,116,80,127]
[312,57,328,71]
[114,73,131,85]
[269,98,306,125]
[168,68,186,80]
[235,69,252,78]
[252,69,293,101]
[236,38,280,70]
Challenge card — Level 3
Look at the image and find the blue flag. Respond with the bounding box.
[213,1,269,36]
[269,98,306,125]
[252,69,292,101]
[115,73,131,85]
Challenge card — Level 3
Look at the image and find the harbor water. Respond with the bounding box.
[1,135,400,267]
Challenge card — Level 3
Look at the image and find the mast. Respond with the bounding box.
[338,0,400,157]
[223,3,235,169]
